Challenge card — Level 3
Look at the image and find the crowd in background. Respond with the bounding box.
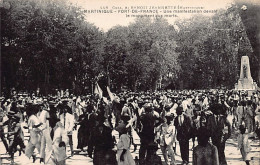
[0,89,260,165]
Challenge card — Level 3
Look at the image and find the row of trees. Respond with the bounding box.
[1,0,259,96]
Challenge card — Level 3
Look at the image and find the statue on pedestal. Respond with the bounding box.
[235,56,258,90]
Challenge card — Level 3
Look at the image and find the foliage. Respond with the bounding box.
[1,0,104,95]
[1,1,258,95]
[175,5,253,89]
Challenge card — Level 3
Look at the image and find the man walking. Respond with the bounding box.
[207,105,231,165]
[174,106,192,165]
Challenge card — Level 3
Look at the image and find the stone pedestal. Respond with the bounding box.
[235,56,258,90]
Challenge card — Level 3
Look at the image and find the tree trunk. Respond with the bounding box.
[258,64,260,85]
[133,79,138,92]
[44,63,50,95]
[152,77,160,92]
[107,64,111,87]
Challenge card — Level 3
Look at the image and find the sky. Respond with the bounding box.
[69,0,235,31]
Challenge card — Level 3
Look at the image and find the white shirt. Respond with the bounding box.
[170,103,178,115]
[65,113,74,135]
[138,107,145,116]
[28,115,41,144]
[234,94,239,101]
[182,100,189,111]
[203,97,209,108]
[28,115,40,130]
[178,115,184,126]
[39,110,50,129]
[255,105,260,122]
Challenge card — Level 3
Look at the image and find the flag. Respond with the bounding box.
[107,86,115,101]
[94,83,103,98]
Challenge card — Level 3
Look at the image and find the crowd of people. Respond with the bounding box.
[0,89,260,165]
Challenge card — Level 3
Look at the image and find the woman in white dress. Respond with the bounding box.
[116,120,135,165]
[45,107,68,165]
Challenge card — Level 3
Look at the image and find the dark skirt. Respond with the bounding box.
[77,126,89,149]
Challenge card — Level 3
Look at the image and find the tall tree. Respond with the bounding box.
[1,0,104,95]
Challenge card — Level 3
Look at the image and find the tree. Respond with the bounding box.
[126,17,179,91]
[1,0,104,95]
[175,5,253,89]
[103,26,130,91]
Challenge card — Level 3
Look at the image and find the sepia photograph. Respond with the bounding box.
[1,0,260,164]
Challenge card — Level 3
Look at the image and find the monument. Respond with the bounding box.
[235,56,258,91]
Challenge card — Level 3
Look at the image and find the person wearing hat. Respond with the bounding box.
[206,103,231,165]
[245,100,254,133]
[63,105,75,157]
[45,110,68,165]
[38,102,51,163]
[155,113,176,165]
[120,100,138,152]
[24,104,42,163]
[92,114,117,165]
[174,106,192,165]
[77,106,90,152]
[237,101,248,127]
[228,95,237,128]
[139,103,158,164]
[237,124,251,165]
[191,105,201,150]
[87,100,101,158]
[4,113,25,163]
[116,119,135,165]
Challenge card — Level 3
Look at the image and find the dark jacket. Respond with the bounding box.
[139,112,156,141]
[206,115,231,142]
[174,114,192,141]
